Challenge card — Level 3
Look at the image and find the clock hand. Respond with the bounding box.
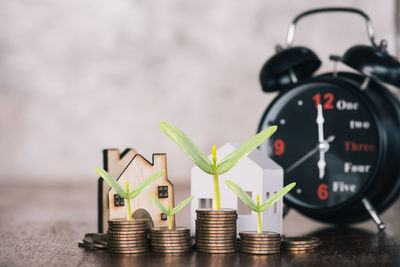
[318,149,326,179]
[285,135,335,174]
[317,104,325,143]
[316,104,326,179]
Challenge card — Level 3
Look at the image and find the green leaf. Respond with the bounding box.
[259,182,296,212]
[159,122,214,174]
[170,196,194,215]
[216,126,277,175]
[148,195,168,214]
[225,180,258,211]
[128,170,165,199]
[95,167,127,199]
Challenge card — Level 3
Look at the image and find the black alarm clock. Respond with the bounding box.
[257,7,400,229]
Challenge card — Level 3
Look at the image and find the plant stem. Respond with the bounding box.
[168,214,172,229]
[213,174,221,210]
[167,203,172,229]
[127,199,132,220]
[126,181,131,220]
[257,210,262,233]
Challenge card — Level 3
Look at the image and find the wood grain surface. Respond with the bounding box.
[1,181,399,267]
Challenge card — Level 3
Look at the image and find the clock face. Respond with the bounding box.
[259,81,381,210]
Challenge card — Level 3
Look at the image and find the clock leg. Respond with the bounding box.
[361,198,386,231]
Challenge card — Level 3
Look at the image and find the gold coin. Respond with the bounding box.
[83,234,108,249]
[196,215,237,220]
[108,248,149,254]
[240,239,281,245]
[108,227,148,232]
[196,239,234,244]
[151,243,191,247]
[240,231,280,237]
[83,239,106,249]
[196,208,236,213]
[150,239,190,243]
[240,244,281,249]
[282,244,321,250]
[196,225,236,230]
[107,230,147,236]
[109,218,149,223]
[196,213,237,218]
[107,236,148,242]
[196,221,236,227]
[283,236,320,245]
[108,222,148,228]
[150,226,189,233]
[195,231,236,235]
[196,233,236,238]
[195,235,236,240]
[150,238,190,243]
[107,237,147,241]
[282,241,321,248]
[107,229,147,233]
[196,244,236,249]
[284,248,319,254]
[196,248,236,254]
[239,249,280,255]
[150,234,190,239]
[107,241,149,247]
[240,246,281,251]
[196,229,236,234]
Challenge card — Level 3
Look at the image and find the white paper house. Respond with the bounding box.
[191,143,284,235]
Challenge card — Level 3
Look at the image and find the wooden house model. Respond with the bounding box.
[191,143,284,235]
[98,149,175,233]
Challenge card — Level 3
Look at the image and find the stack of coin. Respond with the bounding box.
[106,218,149,254]
[239,231,281,254]
[78,233,107,250]
[281,236,321,252]
[195,209,237,254]
[150,227,192,253]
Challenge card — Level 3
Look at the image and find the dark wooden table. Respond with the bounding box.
[1,181,400,266]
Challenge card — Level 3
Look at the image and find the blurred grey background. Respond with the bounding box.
[0,0,397,185]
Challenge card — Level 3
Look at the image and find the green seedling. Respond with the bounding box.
[159,121,277,211]
[225,180,296,233]
[95,167,165,220]
[148,195,194,229]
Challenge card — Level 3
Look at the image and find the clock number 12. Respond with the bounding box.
[312,93,334,109]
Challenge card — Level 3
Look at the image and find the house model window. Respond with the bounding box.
[266,192,278,214]
[199,198,213,209]
[158,186,168,198]
[114,194,125,207]
[238,191,252,215]
[161,213,167,221]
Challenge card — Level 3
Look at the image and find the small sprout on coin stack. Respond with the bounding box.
[148,195,194,229]
[95,167,165,220]
[225,180,296,233]
[159,121,277,211]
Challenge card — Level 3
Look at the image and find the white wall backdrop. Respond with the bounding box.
[0,0,396,184]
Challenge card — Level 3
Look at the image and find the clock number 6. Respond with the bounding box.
[318,183,329,200]
[312,93,334,109]
[274,139,285,156]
